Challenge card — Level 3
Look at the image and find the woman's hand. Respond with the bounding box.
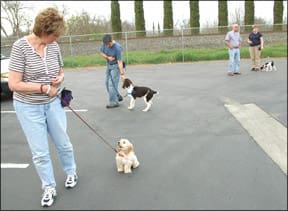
[48,86,59,97]
[51,74,64,86]
[43,85,59,97]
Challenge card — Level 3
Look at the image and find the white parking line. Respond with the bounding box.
[1,109,88,169]
[1,109,88,114]
[225,101,287,175]
[1,163,30,168]
[65,109,88,112]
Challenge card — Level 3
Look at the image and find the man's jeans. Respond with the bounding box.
[105,63,120,105]
[228,48,241,73]
[13,98,76,189]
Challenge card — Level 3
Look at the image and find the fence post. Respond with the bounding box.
[181,27,184,63]
[69,34,73,57]
[69,34,73,66]
[125,32,129,65]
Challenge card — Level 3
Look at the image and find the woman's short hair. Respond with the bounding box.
[33,7,67,37]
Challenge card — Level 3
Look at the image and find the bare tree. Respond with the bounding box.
[122,20,135,32]
[174,19,190,29]
[229,7,244,26]
[58,3,70,18]
[1,1,30,37]
[1,22,9,37]
[66,10,111,35]
[254,17,267,25]
[67,9,113,35]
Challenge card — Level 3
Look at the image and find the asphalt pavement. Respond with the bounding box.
[1,58,287,210]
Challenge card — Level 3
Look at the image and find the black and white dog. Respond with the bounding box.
[260,61,277,71]
[122,78,158,112]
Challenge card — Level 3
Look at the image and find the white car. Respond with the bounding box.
[1,54,13,97]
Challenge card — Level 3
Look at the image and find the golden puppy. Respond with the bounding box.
[116,139,140,173]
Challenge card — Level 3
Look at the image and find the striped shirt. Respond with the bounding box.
[8,37,63,104]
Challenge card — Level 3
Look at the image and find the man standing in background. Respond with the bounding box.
[224,24,242,76]
[100,34,125,108]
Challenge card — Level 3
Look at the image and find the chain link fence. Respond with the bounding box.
[1,24,287,63]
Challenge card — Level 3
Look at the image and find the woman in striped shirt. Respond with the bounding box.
[8,7,77,207]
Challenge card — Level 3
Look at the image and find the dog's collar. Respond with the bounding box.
[118,152,126,157]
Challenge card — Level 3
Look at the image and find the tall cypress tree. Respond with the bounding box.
[163,0,173,35]
[134,0,146,37]
[218,0,228,33]
[189,0,200,34]
[244,0,254,32]
[273,0,283,31]
[111,0,122,39]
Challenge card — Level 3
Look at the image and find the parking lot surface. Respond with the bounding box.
[1,58,287,210]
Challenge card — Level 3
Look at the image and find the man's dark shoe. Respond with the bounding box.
[106,104,119,109]
[118,95,123,102]
[234,72,241,75]
[251,68,256,71]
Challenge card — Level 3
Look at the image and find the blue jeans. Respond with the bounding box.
[228,48,241,73]
[105,64,120,105]
[13,98,77,189]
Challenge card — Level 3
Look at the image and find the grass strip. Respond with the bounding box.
[63,44,287,68]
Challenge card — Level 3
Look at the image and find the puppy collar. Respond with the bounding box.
[118,152,125,157]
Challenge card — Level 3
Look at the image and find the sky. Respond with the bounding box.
[2,1,288,35]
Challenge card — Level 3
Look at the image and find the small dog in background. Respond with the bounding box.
[122,78,158,112]
[116,139,140,174]
[260,61,277,72]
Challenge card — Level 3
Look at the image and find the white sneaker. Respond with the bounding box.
[65,174,78,188]
[41,187,57,207]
